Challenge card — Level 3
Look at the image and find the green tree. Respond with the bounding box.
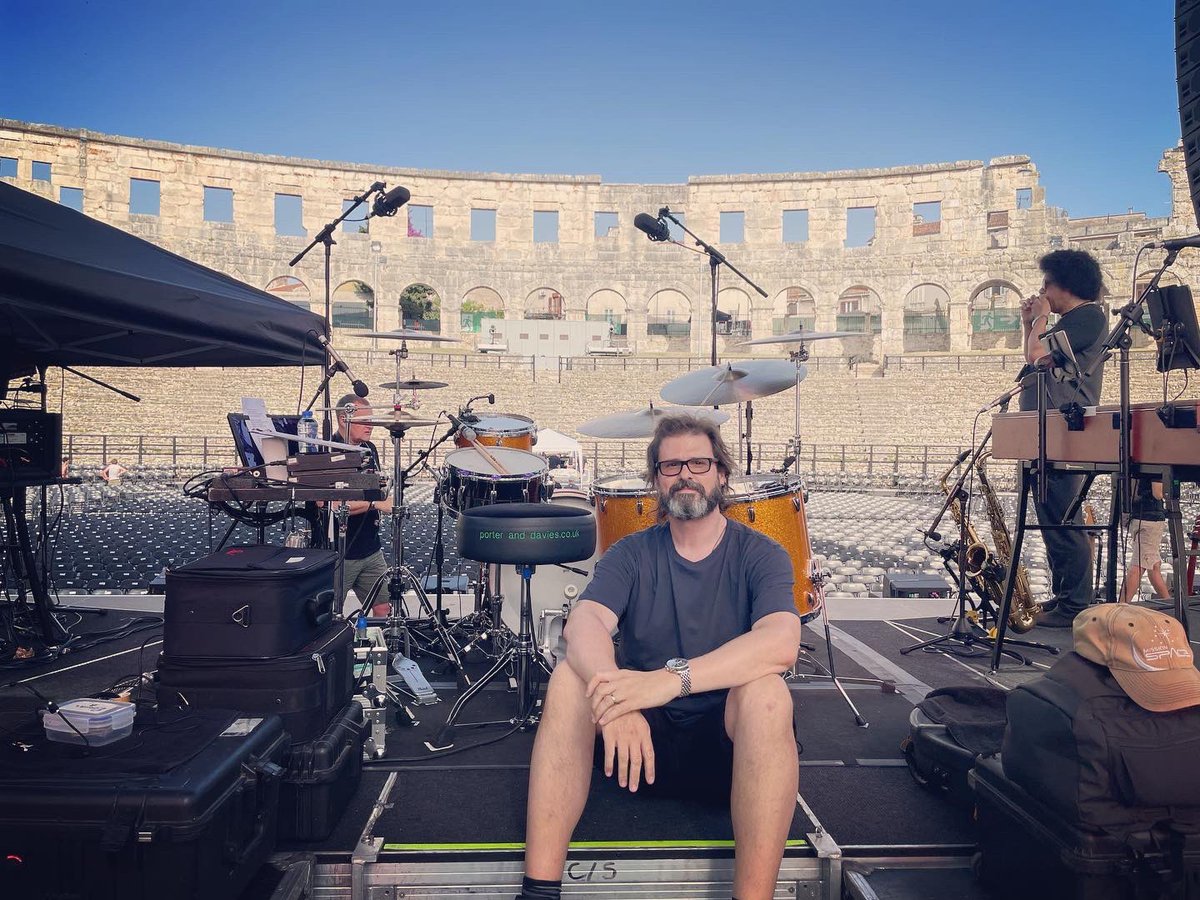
[400,284,439,321]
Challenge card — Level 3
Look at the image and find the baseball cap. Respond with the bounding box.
[1073,604,1200,712]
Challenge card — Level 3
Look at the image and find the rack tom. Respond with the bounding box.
[455,414,538,451]
[442,447,547,514]
[591,475,658,554]
[723,474,819,621]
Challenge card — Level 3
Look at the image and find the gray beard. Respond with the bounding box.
[665,480,720,521]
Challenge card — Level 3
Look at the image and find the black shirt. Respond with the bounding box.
[1130,478,1166,522]
[333,436,381,559]
[579,519,796,719]
[1018,302,1108,411]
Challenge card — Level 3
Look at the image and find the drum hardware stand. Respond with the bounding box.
[427,562,553,751]
[903,421,1055,665]
[372,418,469,686]
[786,564,896,728]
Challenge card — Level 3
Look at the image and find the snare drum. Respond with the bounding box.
[455,414,538,451]
[723,474,820,621]
[591,475,659,554]
[442,447,547,514]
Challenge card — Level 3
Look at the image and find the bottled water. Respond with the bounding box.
[298,410,318,453]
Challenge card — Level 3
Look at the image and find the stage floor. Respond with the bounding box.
[3,601,1197,898]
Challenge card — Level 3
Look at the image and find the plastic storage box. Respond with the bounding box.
[42,698,136,746]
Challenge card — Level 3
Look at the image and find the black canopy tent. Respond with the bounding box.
[0,181,326,381]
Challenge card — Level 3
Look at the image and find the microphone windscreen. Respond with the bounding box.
[373,186,411,217]
[634,212,669,242]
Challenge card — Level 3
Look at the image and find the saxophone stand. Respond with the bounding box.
[901,422,1052,663]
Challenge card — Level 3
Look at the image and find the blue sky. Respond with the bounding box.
[0,0,1182,219]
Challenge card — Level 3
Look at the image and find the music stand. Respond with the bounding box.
[1147,285,1200,372]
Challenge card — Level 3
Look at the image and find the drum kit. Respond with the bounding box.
[344,326,887,743]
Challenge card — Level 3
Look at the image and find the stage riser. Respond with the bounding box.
[308,857,826,899]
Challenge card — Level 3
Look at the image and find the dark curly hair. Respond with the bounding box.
[1038,249,1102,302]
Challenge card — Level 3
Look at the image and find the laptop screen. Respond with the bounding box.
[227,412,301,469]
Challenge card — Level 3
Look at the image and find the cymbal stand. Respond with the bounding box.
[784,341,812,473]
[372,419,468,685]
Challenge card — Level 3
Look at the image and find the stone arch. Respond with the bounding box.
[399,282,441,333]
[717,287,752,337]
[647,289,692,338]
[968,280,1022,351]
[525,287,565,320]
[265,275,311,311]
[902,283,951,352]
[332,280,374,330]
[835,285,882,335]
[772,286,817,335]
[460,286,505,333]
[586,289,628,336]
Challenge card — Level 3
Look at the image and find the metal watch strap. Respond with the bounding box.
[674,667,692,697]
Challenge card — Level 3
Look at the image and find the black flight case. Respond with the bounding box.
[156,619,355,743]
[278,701,366,842]
[0,709,287,900]
[163,544,337,658]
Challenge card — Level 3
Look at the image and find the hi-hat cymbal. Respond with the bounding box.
[660,360,800,407]
[361,329,459,342]
[379,379,449,391]
[745,330,859,346]
[351,411,439,429]
[576,406,730,439]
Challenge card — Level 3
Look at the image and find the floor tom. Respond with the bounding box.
[592,475,658,554]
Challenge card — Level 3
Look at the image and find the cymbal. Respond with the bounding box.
[351,411,439,429]
[576,405,730,439]
[745,330,858,346]
[660,360,800,407]
[361,329,459,342]
[379,379,448,391]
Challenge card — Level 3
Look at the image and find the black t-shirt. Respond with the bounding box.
[333,436,381,559]
[579,519,797,719]
[1018,302,1108,411]
[1130,478,1166,522]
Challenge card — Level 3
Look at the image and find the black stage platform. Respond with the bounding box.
[5,602,1197,897]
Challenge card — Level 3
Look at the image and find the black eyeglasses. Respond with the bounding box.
[655,457,716,476]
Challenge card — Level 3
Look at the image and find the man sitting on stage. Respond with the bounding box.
[330,394,392,616]
[1017,248,1107,627]
[516,413,802,900]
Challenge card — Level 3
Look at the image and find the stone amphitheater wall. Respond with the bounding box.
[7,119,1199,364]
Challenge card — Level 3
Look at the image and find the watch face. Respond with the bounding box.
[666,657,688,671]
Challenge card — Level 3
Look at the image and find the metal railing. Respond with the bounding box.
[61,433,980,490]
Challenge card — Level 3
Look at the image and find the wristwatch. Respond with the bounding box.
[664,657,692,697]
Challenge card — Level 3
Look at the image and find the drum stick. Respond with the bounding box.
[466,435,511,475]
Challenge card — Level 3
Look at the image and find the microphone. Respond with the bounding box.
[311,331,369,397]
[488,393,495,404]
[1145,235,1200,251]
[977,372,1038,414]
[372,185,411,218]
[446,412,477,441]
[634,212,670,242]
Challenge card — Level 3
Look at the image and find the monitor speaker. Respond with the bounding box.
[1176,0,1200,227]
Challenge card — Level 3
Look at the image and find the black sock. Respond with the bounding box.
[520,875,562,899]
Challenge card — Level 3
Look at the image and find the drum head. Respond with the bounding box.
[726,473,802,502]
[470,414,536,435]
[445,446,547,478]
[593,474,652,496]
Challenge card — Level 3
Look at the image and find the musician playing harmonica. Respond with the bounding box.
[1017,249,1107,628]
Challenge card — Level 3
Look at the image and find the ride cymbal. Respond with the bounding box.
[361,329,459,342]
[745,330,858,346]
[576,405,730,439]
[351,411,439,428]
[659,360,799,407]
[379,379,449,391]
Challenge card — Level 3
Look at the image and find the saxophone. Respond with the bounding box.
[935,451,1039,633]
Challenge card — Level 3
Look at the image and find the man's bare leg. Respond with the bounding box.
[725,675,799,900]
[525,661,596,880]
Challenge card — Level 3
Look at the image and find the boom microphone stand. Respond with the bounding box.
[657,207,768,366]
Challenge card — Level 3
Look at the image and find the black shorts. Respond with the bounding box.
[593,698,734,803]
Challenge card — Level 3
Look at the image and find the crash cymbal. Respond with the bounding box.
[659,360,799,407]
[576,405,730,439]
[351,411,439,429]
[379,379,449,391]
[745,330,859,346]
[361,329,459,342]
